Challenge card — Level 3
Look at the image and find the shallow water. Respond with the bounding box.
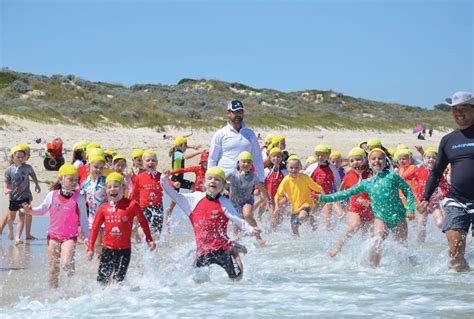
[1,196,473,318]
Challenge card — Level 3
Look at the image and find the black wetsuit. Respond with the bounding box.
[424,124,474,202]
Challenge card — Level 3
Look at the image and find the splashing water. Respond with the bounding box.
[1,197,473,318]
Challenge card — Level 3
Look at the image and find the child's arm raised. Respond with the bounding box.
[160,172,193,216]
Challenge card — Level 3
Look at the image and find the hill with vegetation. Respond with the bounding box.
[0,69,453,131]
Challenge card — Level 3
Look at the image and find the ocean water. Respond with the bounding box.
[1,196,473,318]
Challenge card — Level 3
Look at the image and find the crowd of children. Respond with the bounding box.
[1,133,453,287]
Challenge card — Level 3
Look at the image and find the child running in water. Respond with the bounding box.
[112,154,134,198]
[326,148,374,257]
[161,167,261,281]
[2,146,41,244]
[274,155,324,236]
[81,148,108,253]
[131,150,164,238]
[305,144,342,231]
[22,164,89,288]
[87,172,155,285]
[128,148,145,179]
[256,147,288,229]
[405,147,449,243]
[316,148,415,267]
[165,137,202,222]
[227,151,273,246]
[165,151,209,227]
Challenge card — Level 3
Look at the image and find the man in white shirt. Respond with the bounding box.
[208,100,265,182]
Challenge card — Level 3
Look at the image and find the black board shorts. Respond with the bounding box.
[194,248,242,279]
[97,248,131,284]
[9,199,30,212]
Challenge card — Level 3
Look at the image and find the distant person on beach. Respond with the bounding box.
[208,100,265,182]
[22,164,89,288]
[429,128,433,137]
[419,91,474,272]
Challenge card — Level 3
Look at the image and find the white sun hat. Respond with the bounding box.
[445,91,474,107]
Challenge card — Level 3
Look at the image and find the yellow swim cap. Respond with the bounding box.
[424,147,438,155]
[17,143,30,151]
[330,151,342,158]
[238,151,253,161]
[287,155,301,162]
[105,172,125,185]
[368,148,386,158]
[359,140,367,147]
[143,149,157,158]
[131,148,144,159]
[396,144,408,150]
[314,144,331,153]
[86,142,101,158]
[264,134,274,143]
[348,147,366,158]
[387,149,396,157]
[305,156,317,164]
[10,146,24,155]
[173,136,188,146]
[112,154,127,163]
[73,140,89,151]
[269,147,282,155]
[88,148,105,163]
[205,166,225,180]
[394,148,412,161]
[271,135,285,145]
[104,149,116,156]
[367,138,382,147]
[58,164,78,177]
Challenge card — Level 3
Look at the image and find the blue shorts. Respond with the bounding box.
[442,205,474,233]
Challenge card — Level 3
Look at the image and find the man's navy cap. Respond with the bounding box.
[227,100,244,112]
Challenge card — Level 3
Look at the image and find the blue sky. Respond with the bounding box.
[0,0,472,108]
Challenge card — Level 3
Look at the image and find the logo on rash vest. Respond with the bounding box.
[55,203,60,208]
[210,210,220,218]
[111,226,121,235]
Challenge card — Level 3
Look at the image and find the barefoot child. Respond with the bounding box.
[161,167,261,281]
[228,151,273,246]
[2,146,41,244]
[22,164,89,288]
[86,172,155,285]
[274,155,324,236]
[326,148,374,257]
[316,148,415,267]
